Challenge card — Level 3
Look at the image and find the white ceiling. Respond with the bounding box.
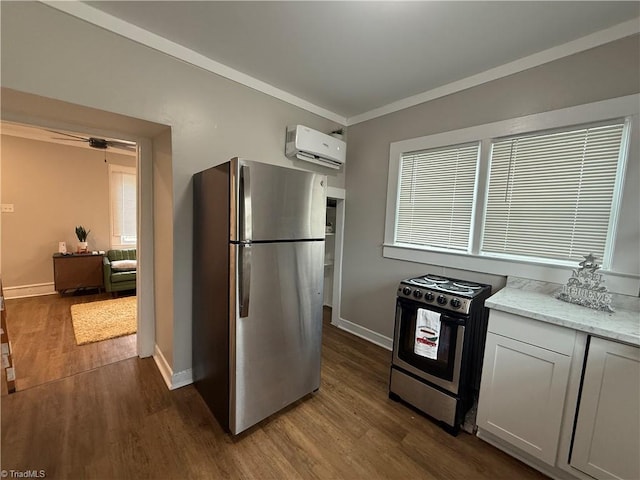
[42,1,640,125]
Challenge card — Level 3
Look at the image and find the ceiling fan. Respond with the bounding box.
[48,129,136,152]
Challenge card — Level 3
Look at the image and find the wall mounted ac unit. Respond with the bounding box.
[285,125,346,169]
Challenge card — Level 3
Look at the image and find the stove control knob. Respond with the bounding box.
[402,287,412,296]
[413,290,423,299]
[437,295,447,305]
[450,298,461,309]
[425,292,434,302]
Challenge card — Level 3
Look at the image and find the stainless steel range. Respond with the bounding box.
[389,274,492,435]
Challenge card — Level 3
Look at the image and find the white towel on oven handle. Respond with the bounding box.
[414,308,441,360]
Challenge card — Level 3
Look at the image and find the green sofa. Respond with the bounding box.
[103,249,137,294]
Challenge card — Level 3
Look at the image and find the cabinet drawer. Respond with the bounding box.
[488,310,575,355]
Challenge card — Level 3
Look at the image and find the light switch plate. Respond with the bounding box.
[1,204,14,213]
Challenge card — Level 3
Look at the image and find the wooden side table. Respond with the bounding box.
[52,253,105,294]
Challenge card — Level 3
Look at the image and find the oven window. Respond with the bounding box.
[397,301,459,381]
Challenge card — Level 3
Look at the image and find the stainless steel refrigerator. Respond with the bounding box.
[192,157,327,435]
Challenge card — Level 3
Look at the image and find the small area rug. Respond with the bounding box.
[70,296,137,345]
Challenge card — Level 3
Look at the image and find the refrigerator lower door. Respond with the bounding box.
[231,240,324,434]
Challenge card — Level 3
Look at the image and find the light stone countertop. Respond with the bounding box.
[486,277,640,347]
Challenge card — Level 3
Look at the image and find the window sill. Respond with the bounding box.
[382,244,639,296]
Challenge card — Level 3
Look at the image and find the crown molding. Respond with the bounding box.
[346,18,640,126]
[40,1,347,125]
[40,2,639,128]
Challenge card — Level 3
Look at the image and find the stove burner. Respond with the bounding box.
[403,274,491,301]
[407,278,475,296]
[409,278,437,288]
[452,281,483,290]
[422,274,449,284]
[436,284,474,295]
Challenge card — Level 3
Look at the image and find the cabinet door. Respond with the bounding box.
[571,338,640,480]
[477,332,571,465]
[54,256,103,291]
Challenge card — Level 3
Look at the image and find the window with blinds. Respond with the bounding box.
[110,166,137,247]
[396,143,479,251]
[482,122,626,263]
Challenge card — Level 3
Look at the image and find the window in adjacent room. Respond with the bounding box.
[109,164,137,248]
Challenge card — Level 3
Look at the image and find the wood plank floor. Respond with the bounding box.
[3,292,136,391]
[1,308,547,479]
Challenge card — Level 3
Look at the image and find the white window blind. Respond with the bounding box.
[396,143,479,251]
[483,122,625,263]
[110,169,137,244]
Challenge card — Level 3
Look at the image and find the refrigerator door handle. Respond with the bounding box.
[240,165,252,241]
[239,245,251,318]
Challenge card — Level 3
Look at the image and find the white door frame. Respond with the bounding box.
[327,187,345,327]
[136,137,155,357]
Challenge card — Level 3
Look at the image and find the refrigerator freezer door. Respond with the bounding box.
[233,159,327,242]
[231,240,324,434]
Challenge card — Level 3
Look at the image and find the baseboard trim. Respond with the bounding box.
[3,282,57,299]
[331,317,393,351]
[150,318,391,390]
[171,368,194,389]
[153,344,193,390]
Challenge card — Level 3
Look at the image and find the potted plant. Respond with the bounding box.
[75,226,90,253]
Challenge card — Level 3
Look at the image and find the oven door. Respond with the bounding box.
[392,298,465,394]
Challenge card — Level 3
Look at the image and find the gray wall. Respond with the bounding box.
[342,35,640,339]
[0,2,344,376]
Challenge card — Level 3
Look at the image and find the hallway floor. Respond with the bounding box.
[3,292,136,392]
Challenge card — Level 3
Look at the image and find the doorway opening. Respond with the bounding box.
[0,122,140,391]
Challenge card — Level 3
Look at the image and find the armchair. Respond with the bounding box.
[103,249,137,294]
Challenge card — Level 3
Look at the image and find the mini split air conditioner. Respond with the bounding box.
[285,125,346,169]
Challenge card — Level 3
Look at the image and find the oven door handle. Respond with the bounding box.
[396,299,466,326]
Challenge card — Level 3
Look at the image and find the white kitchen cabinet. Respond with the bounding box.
[570,337,640,480]
[476,310,575,466]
